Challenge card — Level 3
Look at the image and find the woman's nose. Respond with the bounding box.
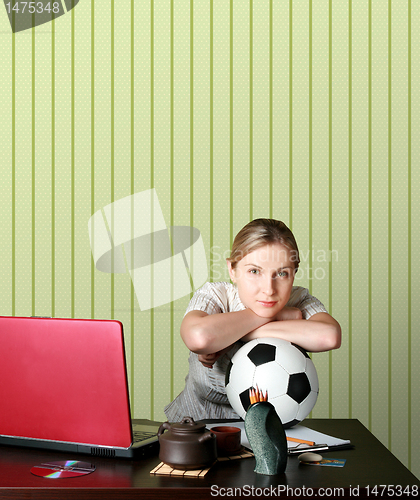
[263,276,275,295]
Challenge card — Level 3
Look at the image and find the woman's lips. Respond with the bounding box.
[258,301,277,307]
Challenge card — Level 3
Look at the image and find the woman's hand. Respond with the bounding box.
[241,311,341,352]
[274,306,302,321]
[197,345,233,368]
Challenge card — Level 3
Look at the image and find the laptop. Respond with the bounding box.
[0,316,160,459]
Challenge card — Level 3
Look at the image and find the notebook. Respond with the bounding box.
[0,316,160,459]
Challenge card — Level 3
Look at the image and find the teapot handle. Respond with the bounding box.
[157,421,171,437]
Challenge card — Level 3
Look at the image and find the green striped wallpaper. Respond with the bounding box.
[0,0,418,479]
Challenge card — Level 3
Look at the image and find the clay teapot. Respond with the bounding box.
[158,416,217,470]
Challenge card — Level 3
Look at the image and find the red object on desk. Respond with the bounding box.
[0,316,132,449]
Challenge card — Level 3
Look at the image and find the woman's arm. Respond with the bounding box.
[241,312,341,352]
[180,308,271,354]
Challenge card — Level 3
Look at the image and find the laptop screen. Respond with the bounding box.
[0,316,133,449]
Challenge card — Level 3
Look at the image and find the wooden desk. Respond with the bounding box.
[0,419,418,499]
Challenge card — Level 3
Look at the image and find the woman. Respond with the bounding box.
[164,219,341,421]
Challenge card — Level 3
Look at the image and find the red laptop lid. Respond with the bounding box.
[0,316,132,448]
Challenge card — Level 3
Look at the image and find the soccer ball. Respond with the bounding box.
[225,338,319,428]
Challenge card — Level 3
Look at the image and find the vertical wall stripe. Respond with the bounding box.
[130,0,135,415]
[269,0,273,218]
[368,0,372,430]
[307,0,313,422]
[209,0,214,281]
[288,0,292,229]
[328,0,333,418]
[348,0,353,418]
[308,0,312,296]
[170,0,175,400]
[110,0,115,319]
[130,196,135,416]
[190,0,194,235]
[51,20,56,318]
[12,31,16,317]
[387,0,392,450]
[148,0,154,418]
[150,0,154,190]
[71,8,75,319]
[249,0,253,221]
[230,0,234,244]
[188,3,195,291]
[407,0,412,470]
[91,0,95,320]
[32,28,36,317]
[130,196,135,417]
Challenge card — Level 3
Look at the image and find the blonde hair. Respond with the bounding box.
[227,219,300,270]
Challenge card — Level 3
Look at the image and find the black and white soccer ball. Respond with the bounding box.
[225,338,319,428]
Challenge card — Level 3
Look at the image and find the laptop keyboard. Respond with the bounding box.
[133,430,157,443]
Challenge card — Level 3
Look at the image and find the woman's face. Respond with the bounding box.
[227,243,296,319]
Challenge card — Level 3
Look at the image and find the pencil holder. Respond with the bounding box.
[244,401,288,475]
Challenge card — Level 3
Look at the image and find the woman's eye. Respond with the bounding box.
[278,271,288,278]
[249,269,259,275]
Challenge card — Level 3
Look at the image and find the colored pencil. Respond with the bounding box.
[286,437,315,446]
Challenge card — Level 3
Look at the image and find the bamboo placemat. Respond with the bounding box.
[150,449,254,477]
[150,462,212,477]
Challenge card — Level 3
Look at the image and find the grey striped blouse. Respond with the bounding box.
[163,282,327,422]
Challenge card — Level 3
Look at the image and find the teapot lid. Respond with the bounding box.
[170,416,207,433]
